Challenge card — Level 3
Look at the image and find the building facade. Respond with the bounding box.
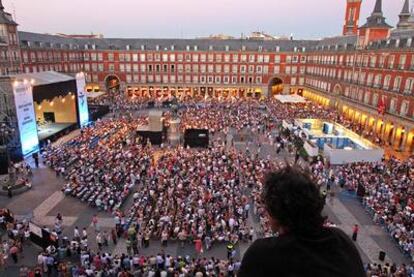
[1,0,414,152]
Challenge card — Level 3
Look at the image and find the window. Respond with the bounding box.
[274,55,281,63]
[374,74,382,88]
[248,65,254,73]
[393,76,402,92]
[231,76,237,84]
[232,54,239,63]
[369,56,376,67]
[215,64,222,73]
[400,100,409,116]
[399,55,407,70]
[364,91,371,104]
[366,73,374,86]
[383,75,391,90]
[404,78,414,94]
[232,65,238,73]
[389,98,397,113]
[388,55,395,69]
[410,54,414,69]
[240,65,246,73]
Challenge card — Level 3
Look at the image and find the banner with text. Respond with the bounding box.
[13,82,39,155]
[76,74,89,127]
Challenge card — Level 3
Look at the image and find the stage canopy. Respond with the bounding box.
[274,94,307,104]
[86,91,106,99]
[12,71,77,104]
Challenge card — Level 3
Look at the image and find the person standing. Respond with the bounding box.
[7,185,12,198]
[92,215,99,232]
[32,152,39,168]
[96,232,103,251]
[9,244,18,263]
[352,224,359,242]
[194,238,203,256]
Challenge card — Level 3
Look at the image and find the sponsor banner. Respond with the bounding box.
[13,81,39,155]
[76,73,89,127]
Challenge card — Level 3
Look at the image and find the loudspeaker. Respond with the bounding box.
[137,131,163,146]
[184,129,209,148]
[0,151,8,175]
[356,183,366,197]
[378,251,386,261]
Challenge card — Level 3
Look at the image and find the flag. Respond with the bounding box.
[378,95,386,115]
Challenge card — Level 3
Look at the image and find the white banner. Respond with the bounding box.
[76,73,89,127]
[29,222,42,238]
[13,81,39,155]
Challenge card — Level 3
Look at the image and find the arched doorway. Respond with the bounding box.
[333,84,342,95]
[268,77,284,96]
[105,75,121,92]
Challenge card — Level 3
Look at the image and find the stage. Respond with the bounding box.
[37,123,76,142]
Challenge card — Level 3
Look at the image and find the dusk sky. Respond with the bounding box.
[3,0,404,39]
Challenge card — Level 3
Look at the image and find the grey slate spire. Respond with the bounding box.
[401,0,410,13]
[373,0,383,15]
[397,0,414,30]
[0,0,4,11]
[360,0,392,29]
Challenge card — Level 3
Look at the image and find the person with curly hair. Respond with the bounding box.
[239,166,365,277]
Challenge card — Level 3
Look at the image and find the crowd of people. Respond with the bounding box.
[0,208,31,267]
[3,90,414,276]
[43,118,152,213]
[122,146,265,247]
[335,157,414,259]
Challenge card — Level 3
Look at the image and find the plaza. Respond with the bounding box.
[0,0,414,276]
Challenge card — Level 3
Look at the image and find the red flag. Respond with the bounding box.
[378,95,386,115]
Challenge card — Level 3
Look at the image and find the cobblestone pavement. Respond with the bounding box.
[1,112,411,275]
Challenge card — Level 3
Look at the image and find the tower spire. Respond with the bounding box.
[397,0,414,29]
[0,0,4,11]
[373,0,383,14]
[401,0,410,13]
